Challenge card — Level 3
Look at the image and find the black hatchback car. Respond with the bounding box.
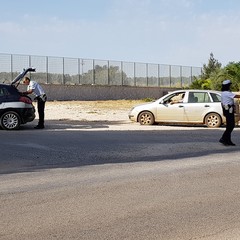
[0,68,36,130]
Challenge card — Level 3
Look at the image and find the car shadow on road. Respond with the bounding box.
[18,119,133,131]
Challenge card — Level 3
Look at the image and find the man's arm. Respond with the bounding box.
[22,89,33,95]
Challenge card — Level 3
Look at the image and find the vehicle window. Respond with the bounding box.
[188,92,210,103]
[164,92,185,104]
[0,87,10,97]
[210,93,221,102]
[0,88,5,97]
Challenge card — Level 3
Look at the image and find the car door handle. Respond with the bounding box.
[204,105,210,107]
[178,105,184,108]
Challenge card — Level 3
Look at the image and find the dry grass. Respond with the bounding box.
[48,99,146,110]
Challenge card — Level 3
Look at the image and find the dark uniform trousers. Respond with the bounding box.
[36,95,47,127]
[221,107,235,143]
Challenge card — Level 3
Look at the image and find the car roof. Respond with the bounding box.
[159,89,221,101]
[0,83,12,87]
[168,89,221,94]
[0,83,19,94]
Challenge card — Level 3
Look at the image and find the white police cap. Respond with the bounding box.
[222,79,232,85]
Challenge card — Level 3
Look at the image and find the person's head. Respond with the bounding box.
[221,79,232,91]
[22,76,30,85]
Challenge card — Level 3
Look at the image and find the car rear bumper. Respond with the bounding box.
[22,108,35,123]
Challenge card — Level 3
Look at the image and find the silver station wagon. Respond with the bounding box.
[129,89,240,128]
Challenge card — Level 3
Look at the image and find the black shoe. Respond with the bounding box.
[228,141,236,146]
[219,139,228,146]
[34,125,44,129]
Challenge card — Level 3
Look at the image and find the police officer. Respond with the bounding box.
[219,79,240,146]
[22,76,47,129]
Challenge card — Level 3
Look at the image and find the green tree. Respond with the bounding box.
[189,77,211,89]
[222,62,240,91]
[190,53,222,89]
[202,52,222,80]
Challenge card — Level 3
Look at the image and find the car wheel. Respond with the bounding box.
[0,111,21,130]
[138,111,155,125]
[205,113,222,128]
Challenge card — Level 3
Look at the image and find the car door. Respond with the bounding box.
[183,91,213,122]
[156,92,186,122]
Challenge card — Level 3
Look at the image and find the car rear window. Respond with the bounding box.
[188,92,210,103]
[210,93,221,102]
[0,87,10,96]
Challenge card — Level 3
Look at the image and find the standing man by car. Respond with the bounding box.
[22,76,47,129]
[219,79,240,146]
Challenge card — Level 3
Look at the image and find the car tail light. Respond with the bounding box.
[19,96,33,104]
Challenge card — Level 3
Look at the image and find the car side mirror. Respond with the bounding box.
[161,100,169,105]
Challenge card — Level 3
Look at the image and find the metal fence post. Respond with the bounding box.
[62,57,65,85]
[158,64,160,87]
[46,56,48,84]
[190,66,193,85]
[10,54,13,81]
[146,63,148,87]
[29,55,32,78]
[108,60,110,85]
[169,65,172,87]
[134,62,136,86]
[180,65,182,87]
[121,61,123,86]
[93,59,95,85]
[78,58,81,84]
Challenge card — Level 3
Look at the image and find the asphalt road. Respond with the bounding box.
[1,121,240,239]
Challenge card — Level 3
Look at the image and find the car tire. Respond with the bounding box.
[205,113,222,128]
[0,111,21,130]
[138,111,155,125]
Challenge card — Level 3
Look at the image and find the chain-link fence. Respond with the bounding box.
[0,53,202,87]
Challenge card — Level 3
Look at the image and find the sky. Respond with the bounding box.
[1,0,240,67]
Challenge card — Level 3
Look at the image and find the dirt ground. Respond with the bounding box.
[44,100,145,122]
